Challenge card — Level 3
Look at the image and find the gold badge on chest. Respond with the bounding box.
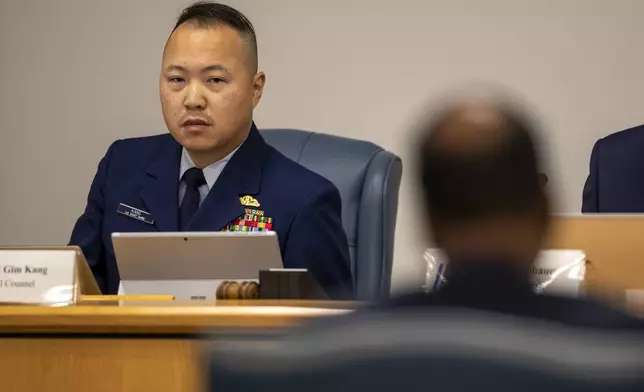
[239,195,260,207]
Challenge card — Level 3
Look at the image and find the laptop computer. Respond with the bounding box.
[112,231,283,300]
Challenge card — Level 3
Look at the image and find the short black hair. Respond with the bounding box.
[418,102,544,225]
[173,1,258,72]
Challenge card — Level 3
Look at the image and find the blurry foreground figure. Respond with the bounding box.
[392,94,644,328]
[208,92,644,392]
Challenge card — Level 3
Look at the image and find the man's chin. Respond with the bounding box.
[169,132,218,150]
[181,142,221,153]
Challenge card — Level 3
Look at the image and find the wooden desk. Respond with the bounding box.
[0,300,357,392]
[545,216,644,306]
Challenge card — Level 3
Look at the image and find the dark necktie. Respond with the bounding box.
[180,167,206,230]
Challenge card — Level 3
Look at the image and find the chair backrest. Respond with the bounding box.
[260,129,402,300]
[209,309,644,392]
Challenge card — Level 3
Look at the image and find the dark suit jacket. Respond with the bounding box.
[583,124,644,212]
[387,263,644,330]
[69,124,354,298]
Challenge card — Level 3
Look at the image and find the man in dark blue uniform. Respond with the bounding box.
[582,124,644,213]
[389,95,644,328]
[69,2,353,298]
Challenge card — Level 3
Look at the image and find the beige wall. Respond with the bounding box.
[1,0,644,292]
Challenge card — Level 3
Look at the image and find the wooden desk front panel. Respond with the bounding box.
[546,217,644,293]
[0,338,202,392]
[0,301,355,392]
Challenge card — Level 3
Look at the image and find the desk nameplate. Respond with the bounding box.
[0,248,78,305]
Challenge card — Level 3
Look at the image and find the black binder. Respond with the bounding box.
[258,269,328,300]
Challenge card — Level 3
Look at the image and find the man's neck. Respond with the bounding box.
[443,258,534,296]
[188,149,232,169]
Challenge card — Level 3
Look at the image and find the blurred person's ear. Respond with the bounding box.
[538,173,548,189]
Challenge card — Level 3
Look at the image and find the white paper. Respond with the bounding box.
[422,248,587,297]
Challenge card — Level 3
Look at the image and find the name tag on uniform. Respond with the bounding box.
[117,203,154,225]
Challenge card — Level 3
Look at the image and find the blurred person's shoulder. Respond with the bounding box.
[381,291,644,330]
[536,294,644,330]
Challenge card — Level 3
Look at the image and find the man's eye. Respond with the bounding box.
[207,77,225,84]
[168,77,185,83]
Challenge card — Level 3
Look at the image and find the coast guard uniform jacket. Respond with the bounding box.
[69,124,354,298]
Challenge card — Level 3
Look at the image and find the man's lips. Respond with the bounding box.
[182,119,210,127]
[181,119,211,132]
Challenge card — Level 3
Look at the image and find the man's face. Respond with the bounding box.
[160,23,264,160]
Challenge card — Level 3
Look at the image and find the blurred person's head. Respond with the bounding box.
[160,1,265,167]
[416,93,549,269]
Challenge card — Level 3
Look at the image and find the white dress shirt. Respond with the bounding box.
[178,145,241,206]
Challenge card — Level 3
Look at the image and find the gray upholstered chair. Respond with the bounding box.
[260,129,402,300]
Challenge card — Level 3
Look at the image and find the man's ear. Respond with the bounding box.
[252,72,266,108]
[538,173,548,189]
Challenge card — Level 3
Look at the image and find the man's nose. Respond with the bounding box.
[183,82,206,109]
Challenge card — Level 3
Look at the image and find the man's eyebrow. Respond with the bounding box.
[202,64,230,73]
[165,64,187,72]
[164,64,230,73]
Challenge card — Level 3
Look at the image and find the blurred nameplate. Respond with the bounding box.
[0,248,78,305]
[423,248,587,297]
[625,290,644,310]
[532,250,586,296]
